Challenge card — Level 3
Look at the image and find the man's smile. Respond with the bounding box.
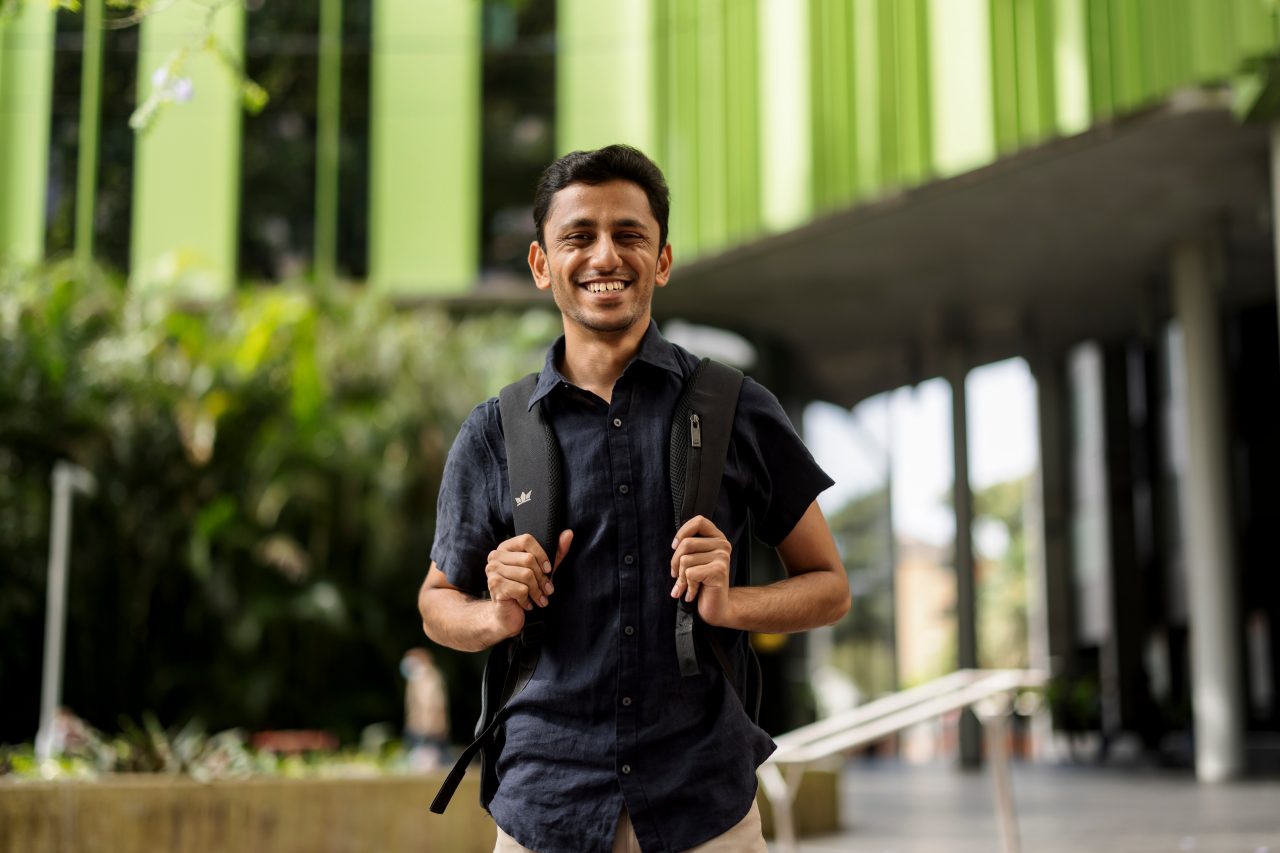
[580,279,630,293]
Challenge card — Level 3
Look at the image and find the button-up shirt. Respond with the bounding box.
[431,322,833,853]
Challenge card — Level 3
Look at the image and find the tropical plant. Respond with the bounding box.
[0,262,558,746]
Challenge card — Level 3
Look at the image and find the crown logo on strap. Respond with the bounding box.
[515,490,532,507]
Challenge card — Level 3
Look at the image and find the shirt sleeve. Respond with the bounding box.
[731,377,835,547]
[429,399,511,596]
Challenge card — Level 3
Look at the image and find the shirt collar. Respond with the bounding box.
[525,320,684,410]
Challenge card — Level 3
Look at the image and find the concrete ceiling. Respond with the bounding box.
[652,92,1274,407]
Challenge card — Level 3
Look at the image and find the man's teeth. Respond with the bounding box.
[586,281,626,293]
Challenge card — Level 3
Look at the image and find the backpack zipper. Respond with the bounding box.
[683,412,702,522]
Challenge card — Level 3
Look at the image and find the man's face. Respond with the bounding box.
[529,180,672,337]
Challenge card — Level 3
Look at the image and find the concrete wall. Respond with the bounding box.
[0,769,838,851]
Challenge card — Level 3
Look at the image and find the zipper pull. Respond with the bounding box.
[690,413,701,448]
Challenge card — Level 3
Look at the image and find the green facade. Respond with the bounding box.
[559,0,1279,261]
[3,0,1276,287]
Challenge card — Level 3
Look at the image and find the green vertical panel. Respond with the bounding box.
[1053,0,1091,135]
[758,0,811,232]
[653,0,670,171]
[1189,0,1229,80]
[990,0,1019,152]
[0,0,55,266]
[927,0,995,177]
[896,0,930,183]
[877,0,901,187]
[1234,0,1276,57]
[1164,0,1191,88]
[1015,0,1043,142]
[131,0,243,295]
[1086,0,1114,118]
[1146,0,1167,95]
[853,0,881,197]
[723,0,744,240]
[725,0,760,241]
[834,0,855,202]
[668,0,700,253]
[1034,0,1057,136]
[696,0,728,254]
[74,0,105,271]
[557,0,655,154]
[369,0,478,294]
[1109,0,1144,110]
[807,0,827,209]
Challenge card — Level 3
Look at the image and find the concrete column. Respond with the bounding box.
[1170,237,1245,783]
[949,357,981,767]
[1029,352,1072,759]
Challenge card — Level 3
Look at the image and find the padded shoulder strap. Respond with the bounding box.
[498,374,564,563]
[431,375,562,815]
[670,359,744,678]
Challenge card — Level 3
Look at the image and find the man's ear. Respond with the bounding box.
[528,240,551,291]
[655,242,673,288]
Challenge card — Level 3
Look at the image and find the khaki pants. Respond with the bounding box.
[494,800,767,853]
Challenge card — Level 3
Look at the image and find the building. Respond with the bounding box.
[2,0,1278,781]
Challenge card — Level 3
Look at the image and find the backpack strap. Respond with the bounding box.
[669,359,744,680]
[430,374,563,815]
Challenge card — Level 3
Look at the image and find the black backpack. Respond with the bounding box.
[430,358,761,814]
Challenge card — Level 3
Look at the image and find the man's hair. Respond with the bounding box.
[532,144,671,250]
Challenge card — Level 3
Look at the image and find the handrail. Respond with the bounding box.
[760,668,1046,853]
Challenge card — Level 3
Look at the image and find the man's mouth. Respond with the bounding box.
[582,280,629,293]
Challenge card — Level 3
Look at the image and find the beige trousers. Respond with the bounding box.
[493,800,767,853]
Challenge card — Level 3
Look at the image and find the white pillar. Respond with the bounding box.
[1170,237,1245,783]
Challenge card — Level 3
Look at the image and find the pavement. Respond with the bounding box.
[772,760,1280,853]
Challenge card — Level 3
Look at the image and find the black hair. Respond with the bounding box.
[532,144,671,249]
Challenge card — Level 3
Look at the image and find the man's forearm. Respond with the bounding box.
[717,569,850,634]
[419,584,511,653]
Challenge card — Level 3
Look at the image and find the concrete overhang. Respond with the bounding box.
[654,91,1273,408]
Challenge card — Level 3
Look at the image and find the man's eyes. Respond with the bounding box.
[563,232,644,243]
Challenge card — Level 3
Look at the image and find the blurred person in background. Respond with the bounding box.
[400,647,449,772]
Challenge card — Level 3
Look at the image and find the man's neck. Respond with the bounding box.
[558,317,651,404]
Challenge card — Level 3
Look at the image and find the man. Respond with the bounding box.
[418,145,849,853]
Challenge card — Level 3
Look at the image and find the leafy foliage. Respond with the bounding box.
[0,263,558,745]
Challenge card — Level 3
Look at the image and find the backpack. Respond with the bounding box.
[429,358,761,815]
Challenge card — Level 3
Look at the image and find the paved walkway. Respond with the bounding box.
[774,761,1280,853]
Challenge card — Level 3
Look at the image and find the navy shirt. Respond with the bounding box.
[431,322,833,853]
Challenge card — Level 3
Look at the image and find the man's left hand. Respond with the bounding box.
[670,515,732,626]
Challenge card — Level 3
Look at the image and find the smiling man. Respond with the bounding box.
[419,145,849,853]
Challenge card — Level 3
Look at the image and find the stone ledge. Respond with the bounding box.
[0,768,838,851]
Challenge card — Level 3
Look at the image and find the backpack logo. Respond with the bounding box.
[515,490,532,507]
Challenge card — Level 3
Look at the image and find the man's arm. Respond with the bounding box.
[420,530,574,652]
[418,563,522,652]
[670,501,849,633]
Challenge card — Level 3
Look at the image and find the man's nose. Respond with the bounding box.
[590,235,622,269]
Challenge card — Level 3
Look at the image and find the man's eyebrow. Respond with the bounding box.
[557,217,651,231]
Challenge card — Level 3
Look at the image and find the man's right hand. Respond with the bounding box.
[486,530,573,637]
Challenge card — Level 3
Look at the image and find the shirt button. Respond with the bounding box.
[613,418,623,428]
[624,554,634,565]
[619,484,629,495]
[622,696,632,706]
[624,625,635,636]
[621,764,632,775]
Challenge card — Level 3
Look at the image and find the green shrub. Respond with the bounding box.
[0,263,558,745]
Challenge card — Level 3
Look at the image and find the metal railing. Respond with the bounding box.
[760,668,1047,853]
